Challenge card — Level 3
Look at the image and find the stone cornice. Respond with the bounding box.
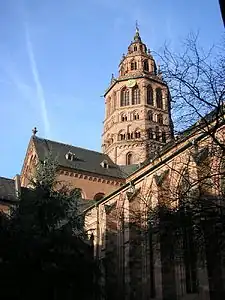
[104,138,164,153]
[57,168,124,186]
[104,74,167,97]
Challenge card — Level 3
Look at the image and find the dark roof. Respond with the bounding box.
[119,164,139,177]
[0,177,17,203]
[78,199,96,212]
[33,137,126,179]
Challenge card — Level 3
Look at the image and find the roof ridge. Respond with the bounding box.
[34,136,106,157]
[0,176,14,181]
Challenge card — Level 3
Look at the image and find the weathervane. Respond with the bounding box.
[135,20,139,33]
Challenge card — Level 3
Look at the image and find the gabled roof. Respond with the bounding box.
[0,177,18,203]
[32,136,126,179]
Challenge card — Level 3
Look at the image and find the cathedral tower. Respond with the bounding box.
[102,26,173,165]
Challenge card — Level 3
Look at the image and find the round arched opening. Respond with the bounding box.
[93,193,105,201]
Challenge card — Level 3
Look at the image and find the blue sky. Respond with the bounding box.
[0,0,224,178]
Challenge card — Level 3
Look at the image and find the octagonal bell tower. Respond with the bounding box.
[102,26,173,166]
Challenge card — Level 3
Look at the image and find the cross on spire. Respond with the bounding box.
[32,127,38,136]
[134,21,141,42]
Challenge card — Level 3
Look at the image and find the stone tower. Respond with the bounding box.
[102,26,173,165]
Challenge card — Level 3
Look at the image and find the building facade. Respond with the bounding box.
[1,27,224,300]
[102,27,173,165]
[86,119,225,300]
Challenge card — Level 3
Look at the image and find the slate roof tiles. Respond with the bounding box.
[33,136,128,179]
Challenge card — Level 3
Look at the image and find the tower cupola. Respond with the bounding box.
[118,25,157,78]
[102,25,173,165]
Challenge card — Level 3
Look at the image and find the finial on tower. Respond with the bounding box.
[135,20,139,33]
[111,73,115,84]
[134,21,142,42]
[32,127,38,136]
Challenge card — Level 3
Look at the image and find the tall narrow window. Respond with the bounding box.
[143,59,149,71]
[121,88,129,106]
[135,130,141,139]
[133,112,139,120]
[132,87,140,105]
[134,45,137,51]
[148,128,153,139]
[147,85,153,105]
[121,114,127,122]
[127,132,134,139]
[148,110,153,121]
[157,113,163,124]
[156,88,163,109]
[131,61,137,70]
[120,133,125,140]
[126,152,133,165]
[118,130,126,141]
[162,131,166,143]
[155,126,160,141]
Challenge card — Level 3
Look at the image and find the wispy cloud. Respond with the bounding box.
[24,22,50,137]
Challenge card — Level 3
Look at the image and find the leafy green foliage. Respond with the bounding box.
[0,156,99,300]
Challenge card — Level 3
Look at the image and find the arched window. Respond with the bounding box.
[157,113,163,124]
[121,88,129,106]
[121,114,127,122]
[156,88,163,109]
[147,85,153,105]
[131,60,137,70]
[155,126,160,141]
[127,132,133,139]
[134,129,141,139]
[143,60,149,71]
[126,152,133,165]
[77,188,85,200]
[134,45,137,51]
[132,87,140,105]
[162,131,166,143]
[133,112,139,120]
[148,110,153,121]
[148,128,153,139]
[94,193,105,201]
[118,130,126,141]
